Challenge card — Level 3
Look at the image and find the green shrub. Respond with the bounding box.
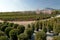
[0,36,8,40]
[9,29,18,40]
[53,36,60,40]
[18,33,29,40]
[13,24,19,28]
[24,28,33,39]
[0,31,5,36]
[17,25,25,34]
[5,27,13,37]
[35,31,46,40]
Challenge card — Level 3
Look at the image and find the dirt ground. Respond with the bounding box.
[0,20,36,27]
[8,21,36,26]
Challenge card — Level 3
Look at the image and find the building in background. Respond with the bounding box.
[36,9,40,14]
[36,8,55,14]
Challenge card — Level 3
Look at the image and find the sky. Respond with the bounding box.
[0,0,60,12]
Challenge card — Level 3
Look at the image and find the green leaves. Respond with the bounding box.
[17,25,25,34]
[53,36,60,40]
[35,31,46,40]
[0,31,5,36]
[9,29,18,36]
[5,27,13,37]
[24,28,33,39]
[0,36,8,40]
[9,29,19,40]
[18,33,29,40]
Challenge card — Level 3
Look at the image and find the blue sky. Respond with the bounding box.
[0,0,60,12]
